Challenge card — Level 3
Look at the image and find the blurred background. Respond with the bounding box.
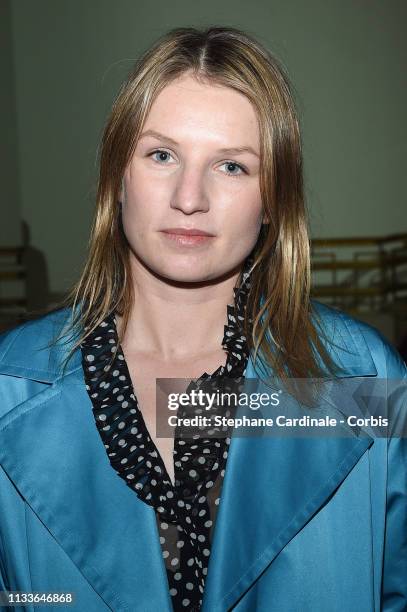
[1,0,406,359]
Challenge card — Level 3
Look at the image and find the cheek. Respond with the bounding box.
[125,160,169,203]
[226,192,263,237]
[121,192,151,246]
[122,177,161,233]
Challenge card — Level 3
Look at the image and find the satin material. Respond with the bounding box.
[0,301,405,611]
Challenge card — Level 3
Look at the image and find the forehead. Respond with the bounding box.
[141,74,259,147]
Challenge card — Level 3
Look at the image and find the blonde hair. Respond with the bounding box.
[53,26,338,382]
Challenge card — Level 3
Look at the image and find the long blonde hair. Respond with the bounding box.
[53,26,338,381]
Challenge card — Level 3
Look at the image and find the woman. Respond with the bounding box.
[0,26,405,612]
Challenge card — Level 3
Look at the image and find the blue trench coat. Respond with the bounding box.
[0,301,405,612]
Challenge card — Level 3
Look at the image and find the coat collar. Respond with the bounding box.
[0,307,82,383]
[0,304,377,611]
[0,300,378,384]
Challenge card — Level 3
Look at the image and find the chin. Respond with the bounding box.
[143,252,227,284]
[130,246,241,285]
[153,261,216,285]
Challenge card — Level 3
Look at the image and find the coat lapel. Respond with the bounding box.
[0,365,173,612]
[0,304,378,611]
[201,358,375,611]
[201,309,379,611]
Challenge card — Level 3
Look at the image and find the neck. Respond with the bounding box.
[116,256,243,363]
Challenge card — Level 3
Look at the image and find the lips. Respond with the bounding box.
[160,227,215,247]
[161,228,214,236]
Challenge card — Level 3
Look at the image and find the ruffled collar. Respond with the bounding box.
[196,256,253,380]
[80,256,254,522]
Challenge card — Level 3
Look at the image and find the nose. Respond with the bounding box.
[169,165,210,215]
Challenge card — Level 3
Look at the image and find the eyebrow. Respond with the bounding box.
[138,129,260,158]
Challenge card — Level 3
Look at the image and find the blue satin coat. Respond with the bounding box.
[0,301,406,611]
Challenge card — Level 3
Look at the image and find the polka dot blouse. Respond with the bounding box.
[80,258,253,611]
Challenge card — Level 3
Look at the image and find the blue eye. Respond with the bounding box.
[221,161,246,176]
[149,150,247,176]
[150,149,173,163]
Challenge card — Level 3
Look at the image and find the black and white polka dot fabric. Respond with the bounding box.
[80,258,253,611]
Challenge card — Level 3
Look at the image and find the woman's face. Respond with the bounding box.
[121,73,264,283]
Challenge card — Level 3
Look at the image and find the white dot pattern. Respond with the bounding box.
[80,257,254,611]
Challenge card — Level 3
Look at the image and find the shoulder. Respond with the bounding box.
[311,299,407,379]
[0,307,79,382]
